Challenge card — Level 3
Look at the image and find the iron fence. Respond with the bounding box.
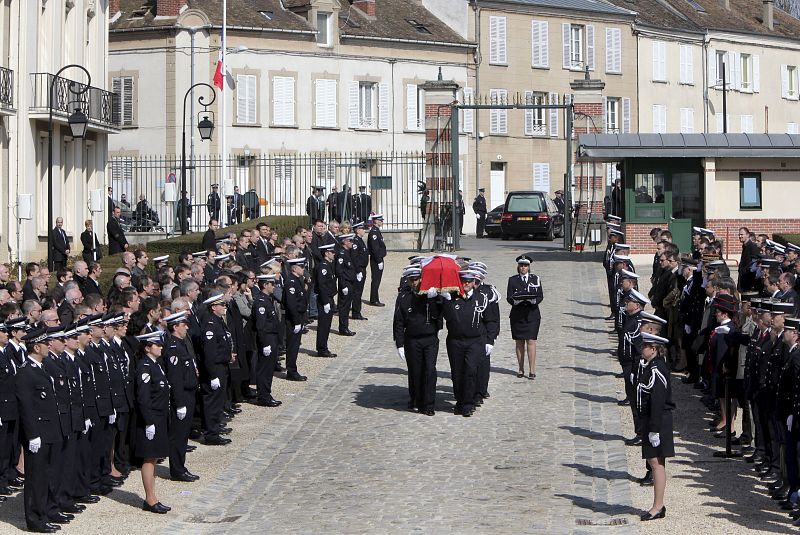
[30,73,119,129]
[0,66,13,111]
[108,152,428,235]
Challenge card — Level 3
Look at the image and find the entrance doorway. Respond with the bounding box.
[490,162,505,209]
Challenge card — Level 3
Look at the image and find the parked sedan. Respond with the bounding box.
[485,204,504,238]
[500,190,564,241]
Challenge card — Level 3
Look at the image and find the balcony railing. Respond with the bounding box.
[0,67,13,111]
[30,72,120,129]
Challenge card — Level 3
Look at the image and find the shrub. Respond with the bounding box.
[772,233,800,246]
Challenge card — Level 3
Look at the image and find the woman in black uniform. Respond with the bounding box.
[134,331,172,514]
[636,332,675,521]
[506,255,543,379]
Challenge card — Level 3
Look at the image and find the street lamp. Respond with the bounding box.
[48,64,91,271]
[181,83,216,235]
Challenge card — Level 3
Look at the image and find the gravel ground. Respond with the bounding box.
[619,265,796,534]
[0,251,409,534]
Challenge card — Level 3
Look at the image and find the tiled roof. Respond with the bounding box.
[111,0,472,45]
[606,0,700,31]
[483,0,637,16]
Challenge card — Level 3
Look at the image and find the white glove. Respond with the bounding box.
[684,324,691,334]
[293,324,302,334]
[485,344,494,355]
[323,303,331,314]
[630,373,634,384]
[356,272,363,282]
[789,415,795,431]
[648,432,660,447]
[28,437,41,453]
[378,262,384,271]
[145,424,155,441]
[84,418,92,434]
[210,377,221,390]
[441,292,451,301]
[342,287,349,296]
[109,410,116,425]
[513,299,522,305]
[177,406,187,420]
[263,346,272,357]
[0,417,3,427]
[426,287,438,298]
[397,347,405,359]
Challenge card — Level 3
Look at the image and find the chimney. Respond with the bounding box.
[353,0,376,17]
[109,0,120,17]
[156,0,189,17]
[763,0,774,29]
[723,0,730,9]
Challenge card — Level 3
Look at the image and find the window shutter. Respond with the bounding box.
[740,114,753,134]
[548,91,558,137]
[498,90,507,134]
[752,55,760,92]
[348,81,359,128]
[378,82,390,130]
[621,97,631,133]
[524,91,534,135]
[272,77,281,125]
[586,25,595,71]
[789,122,799,134]
[680,108,694,133]
[489,16,506,64]
[315,79,337,128]
[533,163,550,191]
[406,84,418,130]
[273,77,294,126]
[237,74,256,125]
[730,52,740,91]
[462,87,474,133]
[606,28,621,73]
[716,113,723,133]
[122,77,133,126]
[112,77,121,124]
[562,23,571,69]
[680,45,693,84]
[532,20,548,68]
[602,96,608,133]
[532,163,541,190]
[782,65,789,99]
[652,41,666,81]
[708,48,717,87]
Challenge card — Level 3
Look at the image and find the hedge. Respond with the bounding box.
[772,234,800,246]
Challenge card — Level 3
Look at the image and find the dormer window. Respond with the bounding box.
[317,12,332,47]
[406,19,431,35]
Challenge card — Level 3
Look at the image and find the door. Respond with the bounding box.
[490,162,505,209]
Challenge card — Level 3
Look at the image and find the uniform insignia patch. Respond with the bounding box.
[40,391,46,399]
[258,307,266,315]
[159,381,166,387]
[372,235,377,240]
[338,258,343,264]
[185,361,190,367]
[170,356,178,366]
[408,308,412,312]
[455,305,460,310]
[205,331,214,340]
[289,287,296,294]
[142,373,151,383]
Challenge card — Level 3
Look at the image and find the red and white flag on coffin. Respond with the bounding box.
[213,46,224,90]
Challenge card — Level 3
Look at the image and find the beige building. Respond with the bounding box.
[0,0,118,264]
[108,0,474,230]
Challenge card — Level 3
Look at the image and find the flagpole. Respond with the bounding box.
[221,0,227,226]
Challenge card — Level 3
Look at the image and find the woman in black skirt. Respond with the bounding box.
[506,255,543,379]
[636,332,676,521]
[134,331,172,514]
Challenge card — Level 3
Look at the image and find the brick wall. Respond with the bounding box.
[621,223,658,254]
[353,0,376,16]
[425,104,452,118]
[109,0,120,16]
[156,0,188,17]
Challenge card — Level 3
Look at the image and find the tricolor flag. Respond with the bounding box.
[213,39,224,90]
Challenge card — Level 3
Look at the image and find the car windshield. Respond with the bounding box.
[507,195,544,212]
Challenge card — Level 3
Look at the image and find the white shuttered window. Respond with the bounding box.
[679,45,693,84]
[489,16,507,65]
[531,20,549,68]
[314,78,337,128]
[272,76,295,126]
[652,104,666,133]
[532,163,550,192]
[489,89,508,134]
[605,28,621,74]
[652,41,666,81]
[680,108,694,133]
[112,76,135,126]
[740,114,753,133]
[461,87,474,133]
[406,84,425,131]
[236,74,257,125]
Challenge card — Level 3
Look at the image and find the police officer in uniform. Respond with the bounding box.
[368,215,387,307]
[206,184,221,222]
[314,245,338,358]
[335,234,357,336]
[472,188,487,238]
[393,267,442,416]
[620,289,649,445]
[0,322,18,498]
[252,275,284,403]
[472,262,501,401]
[283,258,309,381]
[199,294,233,446]
[351,222,369,321]
[84,316,116,495]
[163,312,200,482]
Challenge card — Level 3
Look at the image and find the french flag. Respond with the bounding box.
[213,48,224,90]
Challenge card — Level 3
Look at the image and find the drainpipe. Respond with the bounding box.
[702,32,709,133]
[472,0,481,194]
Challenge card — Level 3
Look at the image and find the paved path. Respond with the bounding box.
[164,239,640,534]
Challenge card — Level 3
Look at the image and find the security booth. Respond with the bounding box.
[577,133,800,254]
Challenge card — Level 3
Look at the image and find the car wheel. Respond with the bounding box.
[501,233,509,241]
[546,225,555,241]
[555,225,564,239]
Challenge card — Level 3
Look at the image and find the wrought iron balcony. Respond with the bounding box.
[30,72,120,131]
[0,66,14,113]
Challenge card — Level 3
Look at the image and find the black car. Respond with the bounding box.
[500,191,564,241]
[485,204,504,238]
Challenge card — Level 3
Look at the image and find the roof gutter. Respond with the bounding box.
[111,24,317,36]
[341,33,477,49]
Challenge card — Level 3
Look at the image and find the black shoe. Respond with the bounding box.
[255,398,282,407]
[351,315,368,320]
[170,473,197,483]
[186,444,197,453]
[62,504,85,514]
[142,501,169,514]
[769,480,787,492]
[639,473,654,486]
[48,513,74,524]
[183,470,200,481]
[745,454,758,463]
[27,525,58,534]
[0,487,12,496]
[317,350,337,358]
[274,364,285,373]
[93,485,113,496]
[242,387,258,400]
[338,329,356,336]
[462,408,475,417]
[301,328,309,335]
[286,372,308,382]
[76,495,101,504]
[216,426,233,435]
[229,406,242,414]
[617,399,629,406]
[204,435,231,446]
[624,436,642,446]
[640,506,666,521]
[422,409,435,416]
[369,301,386,307]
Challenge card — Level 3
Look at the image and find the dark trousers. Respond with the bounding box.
[0,418,16,487]
[621,363,640,432]
[784,423,800,491]
[756,395,775,465]
[24,442,56,530]
[338,286,352,332]
[316,306,333,351]
[476,351,491,399]
[201,369,228,436]
[405,336,439,411]
[476,214,486,237]
[89,418,112,491]
[52,434,77,508]
[683,332,699,382]
[740,396,754,444]
[352,271,366,316]
[168,398,195,477]
[751,399,766,458]
[113,411,130,473]
[369,258,383,304]
[74,430,92,498]
[53,260,66,272]
[256,334,279,400]
[446,336,482,412]
[769,409,784,473]
[285,321,302,375]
